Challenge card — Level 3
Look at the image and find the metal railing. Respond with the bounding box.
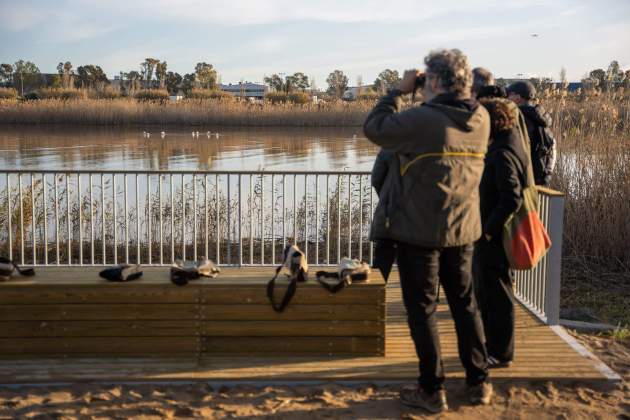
[513,187,565,325]
[0,170,375,267]
[0,169,564,325]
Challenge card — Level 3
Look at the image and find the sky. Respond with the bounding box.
[1,0,630,86]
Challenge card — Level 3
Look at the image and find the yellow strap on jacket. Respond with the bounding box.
[400,152,485,176]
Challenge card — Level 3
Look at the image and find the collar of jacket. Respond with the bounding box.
[427,93,478,111]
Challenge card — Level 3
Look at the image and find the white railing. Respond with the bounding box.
[0,169,564,325]
[513,187,565,325]
[0,170,375,267]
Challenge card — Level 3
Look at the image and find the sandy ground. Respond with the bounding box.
[1,335,628,419]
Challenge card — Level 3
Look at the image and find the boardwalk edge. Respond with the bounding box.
[549,325,622,381]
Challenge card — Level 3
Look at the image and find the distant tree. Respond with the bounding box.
[286,72,309,92]
[127,71,141,94]
[326,69,349,98]
[589,69,606,88]
[264,72,309,93]
[606,60,622,81]
[373,69,400,94]
[182,73,196,95]
[49,74,62,88]
[264,74,286,92]
[604,60,625,90]
[155,61,168,89]
[0,63,13,87]
[56,61,74,89]
[140,58,160,89]
[194,62,217,90]
[165,71,182,95]
[528,77,553,91]
[13,60,41,96]
[76,65,108,90]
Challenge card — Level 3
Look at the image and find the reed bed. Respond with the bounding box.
[545,93,630,264]
[0,98,373,127]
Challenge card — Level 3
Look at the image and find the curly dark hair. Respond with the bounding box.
[424,49,472,96]
[479,97,518,134]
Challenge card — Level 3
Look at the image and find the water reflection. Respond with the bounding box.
[0,126,379,171]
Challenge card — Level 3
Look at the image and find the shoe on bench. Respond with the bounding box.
[399,387,448,413]
[469,382,493,405]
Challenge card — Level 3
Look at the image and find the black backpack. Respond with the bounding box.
[525,111,557,185]
[266,245,308,312]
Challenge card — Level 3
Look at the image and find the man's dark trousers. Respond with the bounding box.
[475,239,515,362]
[397,242,489,394]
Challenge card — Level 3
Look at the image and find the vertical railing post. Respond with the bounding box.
[193,174,197,261]
[544,194,564,325]
[148,174,152,265]
[226,174,231,264]
[6,174,11,261]
[43,173,48,265]
[238,174,242,266]
[77,173,82,265]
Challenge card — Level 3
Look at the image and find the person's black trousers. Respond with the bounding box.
[397,242,489,394]
[474,239,515,362]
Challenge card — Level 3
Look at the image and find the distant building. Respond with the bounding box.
[342,85,375,101]
[169,90,184,101]
[556,82,583,92]
[219,82,267,99]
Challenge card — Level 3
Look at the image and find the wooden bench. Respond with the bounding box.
[0,267,386,358]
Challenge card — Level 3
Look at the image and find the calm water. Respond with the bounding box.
[0,126,380,171]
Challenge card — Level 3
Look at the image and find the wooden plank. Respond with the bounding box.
[201,336,382,355]
[199,286,384,305]
[0,304,199,321]
[0,284,384,305]
[200,304,385,321]
[0,285,198,304]
[201,320,383,337]
[0,320,197,337]
[0,337,198,355]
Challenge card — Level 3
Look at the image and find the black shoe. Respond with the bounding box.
[469,382,493,405]
[488,355,513,369]
[400,387,448,413]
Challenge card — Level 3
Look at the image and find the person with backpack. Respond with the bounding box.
[364,48,492,413]
[475,97,529,368]
[507,81,557,186]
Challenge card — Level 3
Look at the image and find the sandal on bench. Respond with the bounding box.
[99,264,143,282]
[0,257,35,281]
[170,259,220,286]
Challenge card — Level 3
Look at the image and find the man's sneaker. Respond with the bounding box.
[488,355,513,369]
[469,382,493,405]
[399,387,448,413]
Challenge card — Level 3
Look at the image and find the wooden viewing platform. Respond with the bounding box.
[0,267,616,384]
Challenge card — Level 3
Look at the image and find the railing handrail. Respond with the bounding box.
[0,169,372,176]
[535,185,565,197]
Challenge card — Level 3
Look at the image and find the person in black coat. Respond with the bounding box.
[475,97,529,368]
[507,81,557,186]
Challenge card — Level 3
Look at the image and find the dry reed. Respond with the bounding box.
[0,98,373,127]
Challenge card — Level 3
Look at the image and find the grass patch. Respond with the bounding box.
[561,256,630,326]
